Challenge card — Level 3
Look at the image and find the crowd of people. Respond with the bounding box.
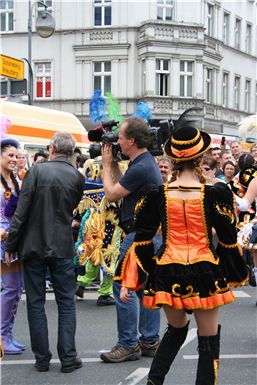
[0,116,256,384]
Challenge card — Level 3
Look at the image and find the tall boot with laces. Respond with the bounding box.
[195,325,221,385]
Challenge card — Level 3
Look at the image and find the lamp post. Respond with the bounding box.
[27,0,55,105]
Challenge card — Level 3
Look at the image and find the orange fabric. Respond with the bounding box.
[171,138,203,158]
[18,169,26,180]
[121,248,140,290]
[143,290,235,310]
[8,125,89,144]
[159,199,217,265]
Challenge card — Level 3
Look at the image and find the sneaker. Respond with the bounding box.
[100,345,141,363]
[75,285,85,299]
[96,295,115,306]
[61,357,83,373]
[139,341,160,357]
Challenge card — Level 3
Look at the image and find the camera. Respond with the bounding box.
[88,120,121,159]
[88,118,173,159]
[148,120,173,156]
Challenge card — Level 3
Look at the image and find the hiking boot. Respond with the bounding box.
[100,345,141,363]
[97,295,115,306]
[75,285,85,299]
[139,341,160,357]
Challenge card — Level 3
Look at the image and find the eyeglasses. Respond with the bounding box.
[202,167,211,171]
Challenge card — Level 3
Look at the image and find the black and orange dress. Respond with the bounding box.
[114,182,248,310]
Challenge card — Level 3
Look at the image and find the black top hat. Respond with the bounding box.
[164,125,211,162]
[239,166,257,189]
[164,108,211,162]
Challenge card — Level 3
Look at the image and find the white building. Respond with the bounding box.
[1,0,257,135]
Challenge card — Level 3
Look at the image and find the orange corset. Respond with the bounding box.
[158,198,218,265]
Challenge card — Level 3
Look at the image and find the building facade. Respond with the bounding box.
[1,0,257,135]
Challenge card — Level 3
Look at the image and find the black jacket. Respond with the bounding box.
[6,156,85,260]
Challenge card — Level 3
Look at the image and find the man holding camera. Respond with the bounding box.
[100,117,162,363]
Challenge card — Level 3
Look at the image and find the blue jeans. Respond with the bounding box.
[114,232,162,349]
[23,257,77,365]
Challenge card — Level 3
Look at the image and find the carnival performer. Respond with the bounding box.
[236,174,257,297]
[115,110,248,385]
[75,159,123,306]
[1,135,25,355]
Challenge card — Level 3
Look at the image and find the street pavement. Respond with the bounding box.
[1,285,256,385]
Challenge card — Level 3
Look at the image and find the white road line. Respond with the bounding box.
[1,357,101,365]
[183,354,257,360]
[181,328,197,349]
[233,290,251,298]
[117,368,149,385]
[20,290,251,302]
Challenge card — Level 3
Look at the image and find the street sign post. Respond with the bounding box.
[0,54,24,80]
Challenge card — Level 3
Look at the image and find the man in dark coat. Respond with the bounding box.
[5,132,85,373]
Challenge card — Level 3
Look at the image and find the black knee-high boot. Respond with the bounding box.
[146,322,189,385]
[195,325,221,385]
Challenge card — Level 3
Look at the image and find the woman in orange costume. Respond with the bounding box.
[115,110,248,385]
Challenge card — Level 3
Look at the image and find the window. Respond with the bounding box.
[94,0,111,26]
[93,61,111,94]
[245,80,251,112]
[0,0,13,32]
[234,76,240,110]
[35,62,52,99]
[155,59,169,96]
[235,18,241,49]
[207,3,214,36]
[206,68,213,103]
[223,11,230,44]
[180,61,193,97]
[157,0,173,21]
[222,72,229,107]
[37,0,52,16]
[245,23,252,54]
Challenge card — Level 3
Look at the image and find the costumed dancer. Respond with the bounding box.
[0,122,25,355]
[75,159,123,306]
[236,175,257,300]
[115,109,248,385]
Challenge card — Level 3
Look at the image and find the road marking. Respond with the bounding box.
[233,290,251,298]
[181,327,197,348]
[1,357,101,365]
[117,368,149,385]
[20,289,251,302]
[184,354,257,360]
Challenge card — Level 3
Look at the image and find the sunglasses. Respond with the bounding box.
[202,167,211,171]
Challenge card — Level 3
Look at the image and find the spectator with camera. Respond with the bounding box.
[100,117,162,363]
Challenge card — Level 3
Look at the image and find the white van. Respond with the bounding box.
[0,100,90,163]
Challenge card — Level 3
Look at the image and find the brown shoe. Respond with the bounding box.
[100,345,141,363]
[139,341,160,357]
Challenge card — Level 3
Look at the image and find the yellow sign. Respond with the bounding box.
[0,54,24,80]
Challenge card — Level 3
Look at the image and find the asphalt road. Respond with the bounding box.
[1,285,256,385]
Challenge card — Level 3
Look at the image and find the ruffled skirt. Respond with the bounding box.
[144,257,248,310]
